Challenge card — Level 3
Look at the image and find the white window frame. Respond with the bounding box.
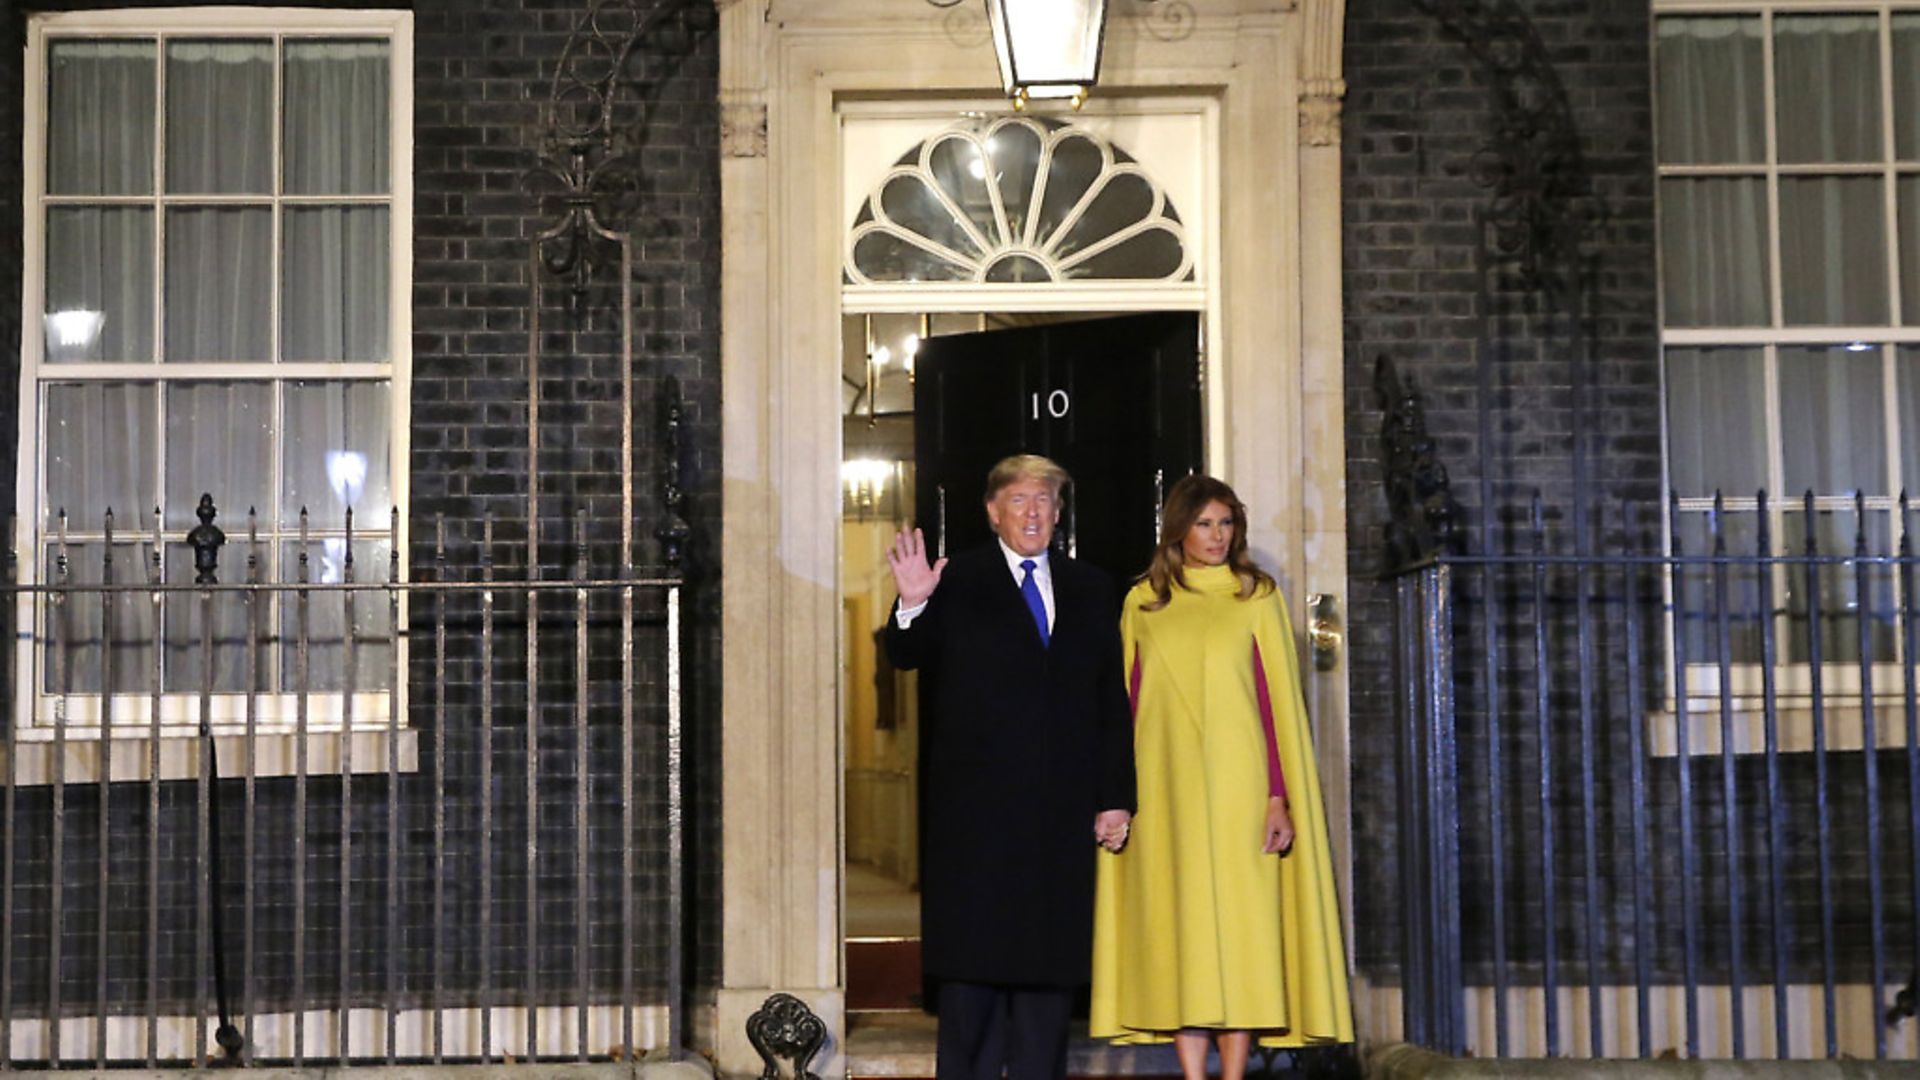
[1655,0,1920,749]
[12,7,414,774]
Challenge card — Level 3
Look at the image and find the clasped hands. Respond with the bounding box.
[1098,801,1292,855]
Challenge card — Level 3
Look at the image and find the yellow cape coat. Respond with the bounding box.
[1090,565,1353,1046]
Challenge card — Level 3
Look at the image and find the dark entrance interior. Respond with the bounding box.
[841,310,1205,1032]
[912,311,1205,594]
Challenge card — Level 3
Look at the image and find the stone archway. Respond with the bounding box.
[709,2,1349,1073]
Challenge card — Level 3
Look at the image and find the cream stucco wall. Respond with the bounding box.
[713,2,1347,1073]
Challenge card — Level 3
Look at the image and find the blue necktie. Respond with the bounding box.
[1019,559,1050,648]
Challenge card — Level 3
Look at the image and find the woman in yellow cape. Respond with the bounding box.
[1091,475,1353,1080]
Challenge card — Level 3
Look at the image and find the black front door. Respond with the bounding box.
[912,311,1204,594]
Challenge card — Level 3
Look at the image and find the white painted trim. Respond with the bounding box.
[1657,0,1920,11]
[722,4,1346,1070]
[1,1004,672,1065]
[1650,694,1918,753]
[1354,980,1920,1061]
[26,7,416,36]
[27,362,396,380]
[15,9,415,745]
[842,282,1208,313]
[4,725,419,785]
[1662,327,1920,344]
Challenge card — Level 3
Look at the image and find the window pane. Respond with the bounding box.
[1780,345,1887,496]
[165,383,273,530]
[1672,512,1764,665]
[1898,347,1920,491]
[1902,176,1920,323]
[1897,15,1920,161]
[166,40,272,194]
[1055,173,1155,261]
[163,544,269,692]
[284,40,390,195]
[45,383,156,531]
[879,174,984,261]
[277,538,394,693]
[927,136,1003,250]
[41,542,159,696]
[1665,347,1768,498]
[1775,15,1882,164]
[1656,16,1764,165]
[988,121,1043,242]
[1780,176,1890,326]
[282,381,391,529]
[1034,136,1107,250]
[1069,228,1183,280]
[165,208,272,362]
[1660,177,1770,327]
[44,207,153,363]
[850,232,973,283]
[283,206,390,361]
[1784,508,1896,663]
[47,40,155,195]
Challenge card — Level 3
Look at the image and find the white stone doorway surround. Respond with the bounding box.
[713,2,1351,1074]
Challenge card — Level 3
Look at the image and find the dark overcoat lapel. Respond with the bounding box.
[885,544,1136,988]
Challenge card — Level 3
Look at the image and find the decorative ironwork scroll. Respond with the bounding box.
[520,0,712,574]
[746,993,827,1080]
[1375,355,1461,570]
[1408,0,1605,299]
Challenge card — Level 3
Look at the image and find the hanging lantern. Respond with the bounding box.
[983,0,1108,109]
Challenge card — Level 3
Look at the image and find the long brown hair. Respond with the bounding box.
[1138,474,1274,611]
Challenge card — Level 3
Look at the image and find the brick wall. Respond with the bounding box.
[1342,0,1662,978]
[0,0,723,1040]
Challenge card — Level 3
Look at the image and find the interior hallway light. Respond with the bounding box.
[326,450,369,510]
[982,0,1107,109]
[46,309,105,350]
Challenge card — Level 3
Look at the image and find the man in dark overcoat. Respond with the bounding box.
[884,454,1137,1080]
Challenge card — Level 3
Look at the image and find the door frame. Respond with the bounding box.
[714,2,1352,1072]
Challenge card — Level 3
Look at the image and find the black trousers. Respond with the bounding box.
[935,980,1073,1080]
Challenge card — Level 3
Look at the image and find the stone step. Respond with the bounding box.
[848,936,925,1012]
[845,1011,1184,1080]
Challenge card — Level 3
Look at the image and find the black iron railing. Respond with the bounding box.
[1392,490,1920,1060]
[0,499,686,1067]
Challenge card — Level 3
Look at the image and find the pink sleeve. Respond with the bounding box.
[1250,640,1288,801]
[1129,649,1143,720]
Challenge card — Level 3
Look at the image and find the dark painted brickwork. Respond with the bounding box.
[1342,0,1663,980]
[0,0,722,1040]
[1,7,23,521]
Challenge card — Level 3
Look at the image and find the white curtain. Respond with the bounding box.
[165,207,273,362]
[40,36,393,694]
[285,41,390,195]
[164,382,272,529]
[284,206,390,361]
[1896,16,1920,160]
[46,40,153,195]
[1663,347,1767,499]
[166,40,272,192]
[1778,347,1886,495]
[282,381,392,531]
[43,383,156,531]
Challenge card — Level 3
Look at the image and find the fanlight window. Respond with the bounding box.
[846,116,1193,285]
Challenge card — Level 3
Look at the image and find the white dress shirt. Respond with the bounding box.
[895,540,1055,631]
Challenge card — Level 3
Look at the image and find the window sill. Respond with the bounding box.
[3,727,420,785]
[1650,696,1916,756]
